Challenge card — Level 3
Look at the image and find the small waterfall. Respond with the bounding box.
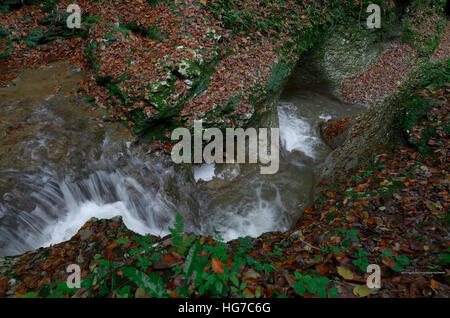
[278,101,321,159]
[0,168,179,256]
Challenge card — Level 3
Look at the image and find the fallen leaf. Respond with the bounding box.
[353,285,371,297]
[211,258,224,274]
[337,266,354,280]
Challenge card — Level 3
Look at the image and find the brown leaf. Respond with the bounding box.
[211,258,224,274]
[382,257,397,269]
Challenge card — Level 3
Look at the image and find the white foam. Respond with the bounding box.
[193,163,216,182]
[211,184,289,242]
[40,201,153,248]
[3,170,174,255]
[278,102,320,158]
[319,114,332,121]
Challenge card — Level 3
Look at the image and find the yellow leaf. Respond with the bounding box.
[135,287,150,298]
[337,266,354,280]
[353,285,371,297]
[430,279,439,289]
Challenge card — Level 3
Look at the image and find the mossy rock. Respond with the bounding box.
[177,59,202,80]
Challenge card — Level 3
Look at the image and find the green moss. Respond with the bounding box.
[265,61,291,94]
[394,59,449,153]
[177,59,201,79]
[23,27,44,48]
[0,27,10,40]
[402,1,446,57]
[146,24,164,40]
[188,53,223,100]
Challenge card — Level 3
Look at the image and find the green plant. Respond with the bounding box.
[439,253,450,265]
[382,250,410,272]
[293,272,338,298]
[22,28,44,48]
[146,24,163,40]
[353,247,370,272]
[129,234,162,271]
[0,52,10,60]
[34,280,77,298]
[265,61,291,94]
[395,59,449,153]
[90,254,121,297]
[0,27,10,40]
[338,228,360,248]
[147,0,170,7]
[121,266,168,297]
[169,213,195,255]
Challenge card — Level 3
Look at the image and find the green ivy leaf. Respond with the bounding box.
[395,255,410,266]
[117,237,129,244]
[306,278,319,294]
[230,273,239,288]
[215,280,223,294]
[317,286,327,298]
[328,287,339,298]
[293,281,305,295]
[439,253,450,264]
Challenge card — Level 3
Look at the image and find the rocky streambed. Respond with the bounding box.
[0,56,365,257]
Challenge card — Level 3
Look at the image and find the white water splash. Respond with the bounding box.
[193,163,216,182]
[319,114,332,121]
[40,201,151,247]
[278,101,320,158]
[0,170,174,255]
[211,184,288,241]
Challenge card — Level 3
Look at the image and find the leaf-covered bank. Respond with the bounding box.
[1,0,399,148]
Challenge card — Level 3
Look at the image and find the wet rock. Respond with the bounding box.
[317,94,399,194]
[80,229,94,241]
[319,117,351,150]
[280,148,315,166]
[290,25,396,99]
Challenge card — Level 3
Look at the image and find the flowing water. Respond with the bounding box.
[0,62,364,256]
